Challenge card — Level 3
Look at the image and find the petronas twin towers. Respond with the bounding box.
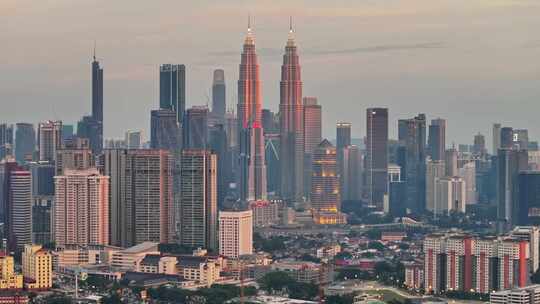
[237,20,304,203]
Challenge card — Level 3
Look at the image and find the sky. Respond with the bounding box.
[1,0,539,151]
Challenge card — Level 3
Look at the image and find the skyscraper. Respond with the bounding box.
[435,176,466,214]
[426,160,445,212]
[311,140,340,216]
[428,118,446,161]
[303,97,322,198]
[219,210,253,259]
[92,51,103,124]
[15,123,35,163]
[179,149,218,251]
[183,106,209,149]
[150,109,182,151]
[445,148,458,177]
[160,64,186,124]
[336,122,352,203]
[366,108,388,209]
[336,122,352,151]
[7,168,32,251]
[237,23,267,202]
[518,171,540,226]
[493,123,502,154]
[0,124,14,160]
[279,24,304,203]
[55,137,93,175]
[209,124,231,206]
[38,121,62,162]
[498,149,528,230]
[54,168,109,247]
[343,145,362,201]
[500,127,514,149]
[126,150,174,245]
[473,133,486,155]
[77,115,102,154]
[211,69,226,122]
[398,114,427,214]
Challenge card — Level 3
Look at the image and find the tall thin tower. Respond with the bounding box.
[237,18,267,202]
[279,18,304,203]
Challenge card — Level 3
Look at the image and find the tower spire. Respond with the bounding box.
[289,16,293,33]
[244,15,255,45]
[93,40,96,61]
[287,16,295,46]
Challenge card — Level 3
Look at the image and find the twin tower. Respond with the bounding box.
[237,20,304,204]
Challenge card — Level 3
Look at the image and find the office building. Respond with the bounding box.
[473,133,487,155]
[160,64,185,124]
[428,118,446,161]
[183,106,209,149]
[445,148,458,177]
[237,24,267,202]
[336,122,351,203]
[77,115,102,155]
[249,200,279,227]
[458,160,477,205]
[264,133,280,194]
[179,149,218,251]
[54,168,109,247]
[22,244,52,289]
[0,124,13,160]
[209,124,231,206]
[38,121,62,162]
[398,114,427,214]
[426,160,446,212]
[279,26,304,203]
[150,109,182,151]
[219,210,253,259]
[388,164,406,216]
[211,69,226,122]
[366,108,388,209]
[493,123,502,154]
[311,139,345,224]
[518,172,540,226]
[124,130,142,149]
[343,145,362,201]
[498,149,529,230]
[15,123,35,163]
[303,97,322,198]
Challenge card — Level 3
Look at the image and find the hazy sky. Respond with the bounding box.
[1,0,539,151]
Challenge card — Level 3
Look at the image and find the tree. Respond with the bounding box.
[325,294,355,304]
[258,271,295,294]
[368,241,385,251]
[288,282,318,300]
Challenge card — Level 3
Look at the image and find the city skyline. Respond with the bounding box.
[1,1,540,147]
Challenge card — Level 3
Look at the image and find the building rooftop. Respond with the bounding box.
[121,242,159,254]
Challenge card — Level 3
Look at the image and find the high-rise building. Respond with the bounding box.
[279,25,304,203]
[179,149,218,251]
[473,133,487,155]
[211,69,226,122]
[303,97,322,198]
[237,24,267,202]
[336,122,352,203]
[265,133,280,194]
[92,52,103,124]
[493,123,502,155]
[388,164,405,216]
[15,123,35,163]
[28,161,55,245]
[77,115,102,155]
[124,150,174,246]
[510,226,540,273]
[262,109,278,134]
[458,160,476,205]
[183,106,209,149]
[428,119,446,161]
[160,64,186,124]
[209,124,231,206]
[124,130,142,149]
[38,121,62,162]
[219,210,253,259]
[366,108,388,209]
[0,124,14,160]
[0,161,33,252]
[62,125,74,141]
[500,127,515,150]
[435,176,466,214]
[398,114,427,214]
[517,172,540,226]
[55,138,93,176]
[311,139,344,224]
[343,145,362,201]
[498,149,528,230]
[445,148,458,177]
[22,244,52,289]
[54,168,109,247]
[150,109,182,151]
[426,160,445,212]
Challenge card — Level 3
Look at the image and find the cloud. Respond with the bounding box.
[307,42,445,55]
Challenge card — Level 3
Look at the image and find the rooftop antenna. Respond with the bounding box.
[93,40,96,61]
